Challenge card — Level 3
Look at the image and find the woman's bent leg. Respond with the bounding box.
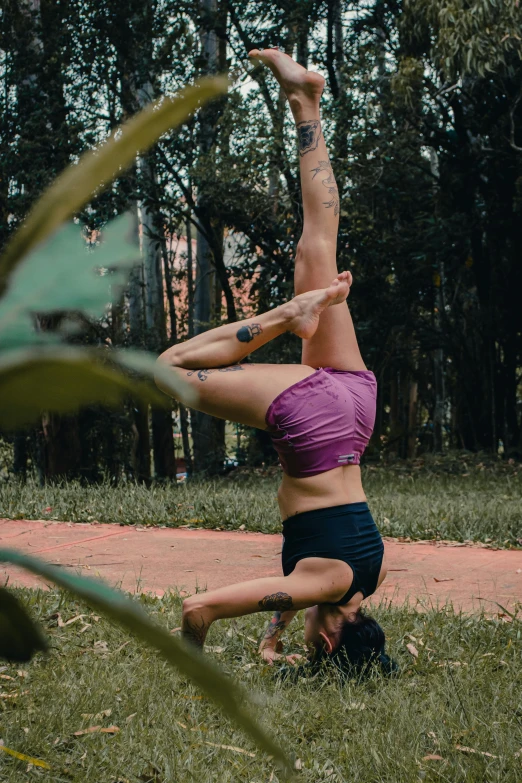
[249,49,366,371]
[156,281,349,429]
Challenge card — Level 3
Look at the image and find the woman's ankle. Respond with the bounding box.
[290,99,321,125]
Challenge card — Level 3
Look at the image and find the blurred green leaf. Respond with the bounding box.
[0,587,48,663]
[0,77,229,291]
[0,346,186,428]
[0,214,138,349]
[0,549,291,775]
[115,349,197,406]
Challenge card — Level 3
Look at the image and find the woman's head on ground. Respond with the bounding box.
[304,604,398,676]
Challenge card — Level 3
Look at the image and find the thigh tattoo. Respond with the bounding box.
[186,366,244,383]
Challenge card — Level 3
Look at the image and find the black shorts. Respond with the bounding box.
[281,502,384,605]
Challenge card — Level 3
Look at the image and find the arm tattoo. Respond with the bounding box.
[261,612,287,642]
[182,616,207,648]
[296,120,322,156]
[258,592,294,611]
[311,160,339,216]
[186,365,244,383]
[236,323,263,343]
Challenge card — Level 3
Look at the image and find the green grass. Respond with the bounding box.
[1,453,521,547]
[0,588,520,782]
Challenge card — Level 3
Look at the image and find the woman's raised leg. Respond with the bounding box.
[248,48,366,372]
[156,279,350,429]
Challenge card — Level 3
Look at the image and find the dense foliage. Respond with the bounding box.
[1,0,521,480]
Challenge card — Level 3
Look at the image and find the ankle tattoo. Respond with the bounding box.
[311,159,339,216]
[296,119,321,156]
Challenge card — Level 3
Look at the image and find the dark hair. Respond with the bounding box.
[313,609,398,678]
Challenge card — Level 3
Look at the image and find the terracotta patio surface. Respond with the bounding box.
[0,519,520,614]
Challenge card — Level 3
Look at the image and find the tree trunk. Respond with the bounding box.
[388,371,400,455]
[135,83,175,479]
[191,0,228,475]
[15,0,82,481]
[127,204,151,482]
[13,432,28,479]
[407,378,418,459]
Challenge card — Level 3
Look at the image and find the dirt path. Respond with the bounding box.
[1,519,520,614]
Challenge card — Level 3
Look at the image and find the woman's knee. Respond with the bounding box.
[295,236,337,274]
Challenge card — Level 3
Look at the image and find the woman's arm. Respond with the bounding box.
[258,610,300,664]
[181,563,347,651]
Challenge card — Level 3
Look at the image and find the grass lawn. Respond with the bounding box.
[1,453,521,547]
[0,589,520,782]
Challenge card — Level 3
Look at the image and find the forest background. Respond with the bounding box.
[1,0,521,483]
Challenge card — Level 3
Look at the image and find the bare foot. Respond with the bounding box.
[287,276,350,340]
[335,270,353,289]
[248,47,324,106]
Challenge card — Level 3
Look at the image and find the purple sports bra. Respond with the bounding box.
[265,367,377,478]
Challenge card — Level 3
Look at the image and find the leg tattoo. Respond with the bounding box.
[186,366,244,383]
[236,323,263,343]
[296,120,322,156]
[311,160,339,216]
[258,592,294,611]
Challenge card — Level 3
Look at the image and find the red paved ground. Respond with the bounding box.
[1,519,521,614]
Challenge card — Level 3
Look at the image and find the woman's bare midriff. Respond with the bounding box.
[277,464,367,520]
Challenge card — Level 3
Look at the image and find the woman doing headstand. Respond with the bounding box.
[156,49,391,673]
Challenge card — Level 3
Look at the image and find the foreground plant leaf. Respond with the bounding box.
[0,346,195,428]
[0,215,139,349]
[0,587,48,663]
[0,550,291,775]
[0,77,228,291]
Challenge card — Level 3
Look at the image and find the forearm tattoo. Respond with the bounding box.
[186,365,244,383]
[236,323,263,343]
[311,160,340,216]
[182,615,208,648]
[261,612,287,642]
[258,592,294,611]
[296,120,321,156]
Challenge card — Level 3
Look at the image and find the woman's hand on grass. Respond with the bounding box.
[259,646,304,665]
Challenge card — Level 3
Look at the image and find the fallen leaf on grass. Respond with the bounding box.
[81,709,112,720]
[406,643,419,658]
[125,713,137,723]
[0,743,50,769]
[294,758,303,769]
[113,641,130,654]
[0,674,13,680]
[202,741,256,757]
[63,614,86,626]
[456,745,497,758]
[433,578,454,583]
[423,754,444,761]
[73,726,120,736]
